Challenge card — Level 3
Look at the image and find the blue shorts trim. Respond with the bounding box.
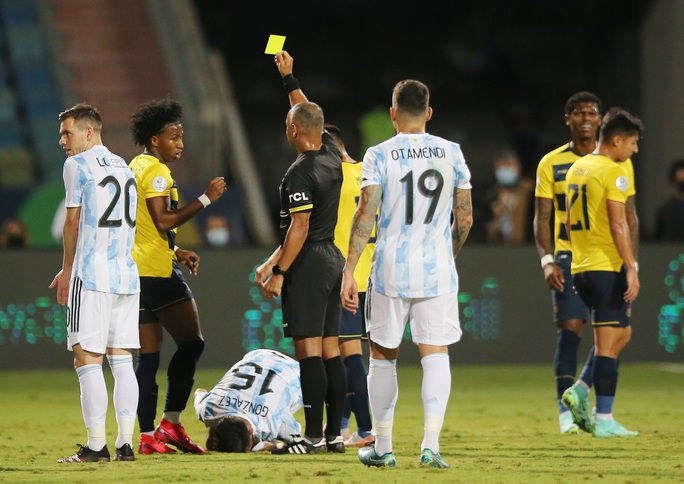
[339,292,367,341]
[552,251,589,322]
[139,261,193,324]
[573,268,630,327]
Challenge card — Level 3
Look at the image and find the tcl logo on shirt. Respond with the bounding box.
[289,192,310,203]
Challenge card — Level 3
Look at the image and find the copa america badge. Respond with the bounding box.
[152,176,168,193]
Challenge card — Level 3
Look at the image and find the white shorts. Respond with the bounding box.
[365,288,462,349]
[67,277,140,353]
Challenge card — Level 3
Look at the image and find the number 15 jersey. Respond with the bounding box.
[361,133,472,298]
[194,349,302,446]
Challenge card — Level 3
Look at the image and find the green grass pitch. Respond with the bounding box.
[1,363,682,483]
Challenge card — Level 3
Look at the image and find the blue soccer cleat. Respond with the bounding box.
[593,418,639,438]
[419,448,450,469]
[358,446,396,468]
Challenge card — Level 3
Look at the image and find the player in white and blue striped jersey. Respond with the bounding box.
[63,137,139,296]
[194,349,303,452]
[341,80,473,469]
[363,132,471,298]
[51,103,140,464]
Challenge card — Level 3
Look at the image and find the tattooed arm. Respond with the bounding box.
[341,184,382,313]
[452,187,473,260]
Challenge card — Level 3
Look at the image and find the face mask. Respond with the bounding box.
[206,228,230,247]
[495,166,519,187]
[6,235,26,248]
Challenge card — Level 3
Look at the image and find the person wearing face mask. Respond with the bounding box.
[205,214,231,247]
[654,159,684,241]
[486,150,534,245]
[0,218,29,248]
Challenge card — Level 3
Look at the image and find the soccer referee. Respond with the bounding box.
[255,50,346,455]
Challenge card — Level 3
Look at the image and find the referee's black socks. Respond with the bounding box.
[299,356,327,439]
[323,356,347,437]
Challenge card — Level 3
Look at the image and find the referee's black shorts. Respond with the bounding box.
[281,241,344,338]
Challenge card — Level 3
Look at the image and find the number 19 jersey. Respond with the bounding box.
[361,133,471,298]
[63,145,139,295]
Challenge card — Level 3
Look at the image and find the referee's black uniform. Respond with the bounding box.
[278,131,344,338]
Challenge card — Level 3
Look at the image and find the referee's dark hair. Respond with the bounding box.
[130,98,183,147]
[600,107,644,142]
[206,416,252,453]
[290,102,323,136]
[392,80,429,117]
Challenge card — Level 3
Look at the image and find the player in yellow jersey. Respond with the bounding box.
[534,92,638,434]
[129,99,226,455]
[327,125,376,448]
[562,108,642,437]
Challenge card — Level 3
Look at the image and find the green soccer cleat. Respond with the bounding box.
[561,385,593,433]
[419,448,450,469]
[358,446,396,468]
[559,411,580,435]
[593,418,639,438]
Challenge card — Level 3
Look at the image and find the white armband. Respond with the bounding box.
[174,246,180,252]
[540,254,555,269]
[197,194,211,208]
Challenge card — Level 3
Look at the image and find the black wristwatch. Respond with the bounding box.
[272,264,289,276]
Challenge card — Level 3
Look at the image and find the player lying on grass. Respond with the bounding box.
[193,349,305,452]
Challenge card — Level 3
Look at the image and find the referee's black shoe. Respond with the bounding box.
[272,434,326,454]
[325,435,346,453]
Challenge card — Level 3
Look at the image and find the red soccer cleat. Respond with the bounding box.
[154,419,206,454]
[138,433,177,455]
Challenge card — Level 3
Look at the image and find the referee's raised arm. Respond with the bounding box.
[275,51,308,106]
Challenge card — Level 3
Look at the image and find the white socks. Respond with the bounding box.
[162,411,181,424]
[367,358,398,456]
[107,354,139,448]
[420,353,451,453]
[76,364,108,452]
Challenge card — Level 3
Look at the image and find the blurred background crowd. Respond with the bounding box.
[1,0,683,250]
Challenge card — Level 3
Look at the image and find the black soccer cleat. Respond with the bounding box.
[272,434,326,455]
[113,443,135,461]
[325,435,346,453]
[57,444,111,463]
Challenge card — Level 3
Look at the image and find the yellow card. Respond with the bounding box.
[265,34,286,55]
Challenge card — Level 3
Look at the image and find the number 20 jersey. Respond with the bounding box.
[361,133,472,298]
[195,349,302,445]
[63,145,139,294]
